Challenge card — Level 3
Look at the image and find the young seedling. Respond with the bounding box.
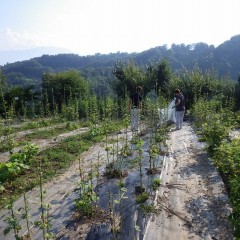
[35,160,53,240]
[4,197,22,240]
[115,184,128,233]
[22,192,32,239]
[135,139,145,194]
[108,191,121,239]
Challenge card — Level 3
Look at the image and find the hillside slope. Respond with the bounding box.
[1,34,240,89]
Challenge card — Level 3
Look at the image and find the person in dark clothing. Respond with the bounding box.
[129,86,142,132]
[172,88,185,130]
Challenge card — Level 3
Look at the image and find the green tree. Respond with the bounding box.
[146,59,172,96]
[155,59,172,96]
[112,60,146,97]
[0,70,7,91]
[168,66,236,111]
[4,86,34,116]
[42,70,89,111]
[0,70,8,117]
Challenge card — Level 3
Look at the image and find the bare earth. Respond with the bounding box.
[144,122,233,240]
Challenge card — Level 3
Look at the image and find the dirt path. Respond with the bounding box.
[143,122,233,240]
[0,127,89,162]
[0,123,67,142]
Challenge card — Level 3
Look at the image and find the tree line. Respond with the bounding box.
[0,57,240,120]
[1,34,240,95]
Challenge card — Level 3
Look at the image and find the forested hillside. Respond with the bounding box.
[1,34,240,94]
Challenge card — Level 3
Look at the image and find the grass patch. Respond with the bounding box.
[24,122,81,140]
[152,178,161,190]
[136,191,149,203]
[140,203,158,216]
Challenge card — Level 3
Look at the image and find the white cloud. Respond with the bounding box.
[0,0,239,54]
[0,28,49,51]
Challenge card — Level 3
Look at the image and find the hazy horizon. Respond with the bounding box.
[1,0,239,56]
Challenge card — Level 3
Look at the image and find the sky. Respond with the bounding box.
[0,0,239,55]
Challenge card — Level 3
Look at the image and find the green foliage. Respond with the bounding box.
[0,143,38,183]
[0,70,8,116]
[75,183,98,217]
[43,148,72,169]
[2,85,35,118]
[155,125,167,142]
[213,139,240,237]
[146,59,172,96]
[213,138,240,176]
[65,121,79,131]
[152,178,161,191]
[2,35,240,91]
[112,60,146,97]
[192,96,235,128]
[4,198,22,238]
[0,183,5,192]
[140,203,158,216]
[136,192,149,203]
[192,96,236,156]
[42,70,89,113]
[102,96,117,120]
[0,69,7,91]
[201,120,229,156]
[191,98,222,129]
[168,67,236,111]
[193,96,240,237]
[9,143,39,164]
[61,102,79,121]
[0,162,29,183]
[235,111,240,127]
[87,95,99,125]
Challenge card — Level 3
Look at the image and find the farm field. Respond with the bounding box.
[1,44,240,240]
[0,117,163,239]
[0,117,235,239]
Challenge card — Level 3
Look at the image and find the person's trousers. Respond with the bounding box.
[131,108,140,131]
[175,110,184,129]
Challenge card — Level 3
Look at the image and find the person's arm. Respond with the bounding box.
[138,101,142,111]
[172,99,181,108]
[129,97,133,111]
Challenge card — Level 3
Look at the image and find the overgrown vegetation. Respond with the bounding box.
[191,99,240,238]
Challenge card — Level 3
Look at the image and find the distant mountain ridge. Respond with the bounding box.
[0,46,72,65]
[1,34,240,90]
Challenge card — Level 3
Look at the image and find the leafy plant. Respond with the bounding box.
[0,162,29,183]
[136,192,149,204]
[9,143,39,164]
[152,178,161,191]
[75,183,98,217]
[140,203,158,216]
[4,198,22,239]
[201,119,229,156]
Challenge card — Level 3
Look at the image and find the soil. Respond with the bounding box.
[0,121,234,240]
[143,123,233,240]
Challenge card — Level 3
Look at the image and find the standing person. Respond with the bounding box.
[129,86,142,132]
[172,89,185,130]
